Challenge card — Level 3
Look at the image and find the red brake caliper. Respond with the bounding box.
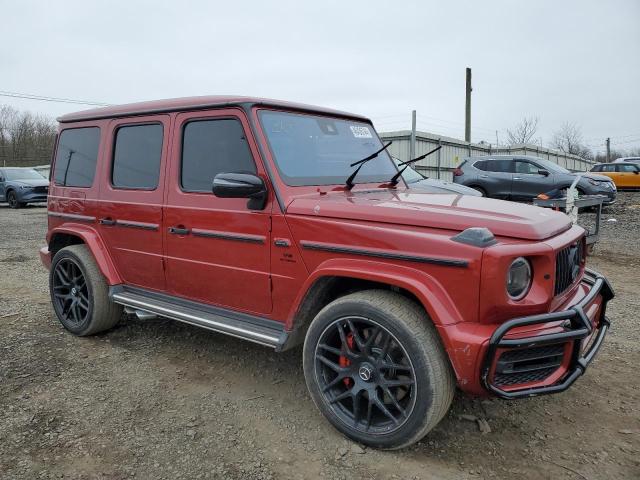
[339,333,354,387]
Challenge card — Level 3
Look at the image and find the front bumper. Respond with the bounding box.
[18,190,48,203]
[481,268,614,399]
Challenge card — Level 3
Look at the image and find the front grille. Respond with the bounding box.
[494,344,565,387]
[33,186,48,194]
[554,241,583,296]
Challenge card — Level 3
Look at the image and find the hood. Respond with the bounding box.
[13,178,49,187]
[287,189,571,241]
[582,172,612,182]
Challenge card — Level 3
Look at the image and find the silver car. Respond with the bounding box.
[393,159,481,196]
[453,155,616,204]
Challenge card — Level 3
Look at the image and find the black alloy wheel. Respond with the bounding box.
[7,190,20,208]
[314,316,417,435]
[52,258,91,326]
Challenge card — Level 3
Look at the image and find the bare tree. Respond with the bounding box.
[0,104,56,167]
[551,122,593,160]
[506,116,539,145]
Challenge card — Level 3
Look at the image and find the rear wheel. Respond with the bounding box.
[303,290,455,449]
[49,245,122,336]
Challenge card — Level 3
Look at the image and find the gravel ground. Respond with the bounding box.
[0,194,639,480]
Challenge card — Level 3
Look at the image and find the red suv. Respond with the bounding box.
[41,96,613,449]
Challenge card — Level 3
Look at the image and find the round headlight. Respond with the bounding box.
[506,257,532,300]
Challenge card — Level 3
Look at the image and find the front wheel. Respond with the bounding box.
[7,191,24,209]
[303,290,455,449]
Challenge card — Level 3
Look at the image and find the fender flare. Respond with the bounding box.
[48,224,122,285]
[287,257,465,329]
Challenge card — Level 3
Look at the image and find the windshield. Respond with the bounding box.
[2,168,46,181]
[393,158,425,183]
[534,158,570,174]
[259,110,397,186]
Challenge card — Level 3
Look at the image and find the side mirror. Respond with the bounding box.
[538,169,550,176]
[634,170,639,175]
[212,172,268,210]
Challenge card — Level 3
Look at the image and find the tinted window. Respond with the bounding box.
[181,119,256,192]
[112,124,163,190]
[515,161,541,174]
[53,127,100,187]
[475,159,513,173]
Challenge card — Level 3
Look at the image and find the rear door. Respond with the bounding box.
[97,115,169,292]
[163,109,272,315]
[474,159,514,198]
[513,159,551,199]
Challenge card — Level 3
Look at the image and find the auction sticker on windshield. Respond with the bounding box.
[350,125,373,138]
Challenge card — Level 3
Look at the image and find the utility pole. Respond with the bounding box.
[465,67,472,143]
[410,110,417,160]
[605,137,611,162]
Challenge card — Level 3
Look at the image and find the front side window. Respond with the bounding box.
[515,161,541,174]
[591,165,602,172]
[601,164,616,172]
[259,110,396,186]
[53,127,101,187]
[181,118,256,192]
[112,124,163,190]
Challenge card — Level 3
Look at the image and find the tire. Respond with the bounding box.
[469,186,486,197]
[49,245,122,336]
[303,290,455,449]
[7,190,24,209]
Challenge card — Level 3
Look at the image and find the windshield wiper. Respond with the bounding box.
[388,145,442,186]
[345,141,393,190]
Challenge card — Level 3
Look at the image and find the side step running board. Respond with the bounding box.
[109,286,288,350]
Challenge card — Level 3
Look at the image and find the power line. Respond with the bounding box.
[0,90,111,106]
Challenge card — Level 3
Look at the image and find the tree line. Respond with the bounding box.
[0,104,57,167]
[506,116,640,162]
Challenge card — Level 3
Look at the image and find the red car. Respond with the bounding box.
[40,96,613,449]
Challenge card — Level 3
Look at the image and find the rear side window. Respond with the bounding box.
[475,159,513,173]
[619,164,638,172]
[181,118,256,192]
[112,124,163,190]
[53,127,101,187]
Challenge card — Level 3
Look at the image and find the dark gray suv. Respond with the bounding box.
[453,155,616,204]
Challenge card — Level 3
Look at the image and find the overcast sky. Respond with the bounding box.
[2,0,639,154]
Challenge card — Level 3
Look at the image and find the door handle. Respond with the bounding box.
[513,177,522,180]
[99,217,116,226]
[479,174,489,178]
[168,226,190,235]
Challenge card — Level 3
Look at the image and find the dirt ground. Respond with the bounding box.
[1,194,638,480]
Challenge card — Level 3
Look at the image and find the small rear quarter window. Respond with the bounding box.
[53,127,101,187]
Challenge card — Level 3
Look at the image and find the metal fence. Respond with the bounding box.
[379,130,594,181]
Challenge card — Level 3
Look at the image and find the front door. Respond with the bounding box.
[0,171,6,201]
[97,115,169,292]
[617,164,640,188]
[163,109,272,315]
[513,159,551,199]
